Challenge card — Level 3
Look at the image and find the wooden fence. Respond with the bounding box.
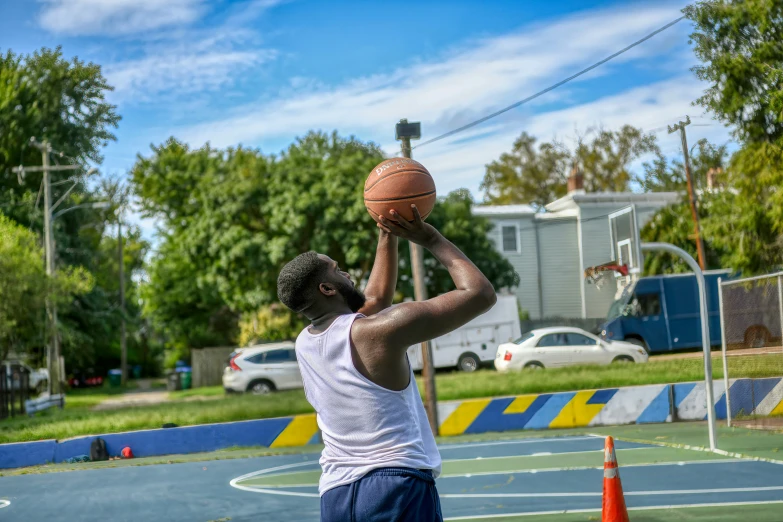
[191,346,235,388]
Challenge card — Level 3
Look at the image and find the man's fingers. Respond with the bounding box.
[390,210,413,230]
[411,204,423,225]
[379,215,407,235]
[377,222,393,234]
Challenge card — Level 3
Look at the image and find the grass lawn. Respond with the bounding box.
[2,353,780,444]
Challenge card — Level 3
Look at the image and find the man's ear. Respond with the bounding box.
[319,282,337,297]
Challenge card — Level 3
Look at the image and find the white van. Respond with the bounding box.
[406,295,521,372]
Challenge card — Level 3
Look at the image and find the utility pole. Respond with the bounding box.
[396,119,439,435]
[12,139,80,395]
[668,116,707,270]
[118,218,127,386]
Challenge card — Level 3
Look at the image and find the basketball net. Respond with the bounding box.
[584,262,629,290]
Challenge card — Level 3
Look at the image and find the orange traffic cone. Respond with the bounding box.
[602,436,630,522]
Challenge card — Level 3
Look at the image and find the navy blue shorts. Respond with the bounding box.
[320,467,443,522]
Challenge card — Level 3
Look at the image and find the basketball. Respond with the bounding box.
[364,158,436,223]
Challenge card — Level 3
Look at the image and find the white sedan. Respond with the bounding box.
[494,327,648,372]
[222,342,303,394]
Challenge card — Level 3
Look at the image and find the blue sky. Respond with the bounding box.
[1,0,731,241]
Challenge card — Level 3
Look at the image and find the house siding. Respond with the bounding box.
[485,217,542,319]
[538,218,582,318]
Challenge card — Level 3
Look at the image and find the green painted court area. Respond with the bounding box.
[240,446,730,488]
[230,422,783,521]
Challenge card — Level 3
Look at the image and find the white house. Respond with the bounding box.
[474,179,678,321]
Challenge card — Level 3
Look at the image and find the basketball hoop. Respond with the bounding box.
[584,262,629,289]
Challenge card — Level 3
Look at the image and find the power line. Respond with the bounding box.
[413,16,687,150]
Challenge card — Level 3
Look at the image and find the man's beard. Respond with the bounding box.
[335,281,366,313]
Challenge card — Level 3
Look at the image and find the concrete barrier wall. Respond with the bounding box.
[437,377,783,436]
[3,377,781,469]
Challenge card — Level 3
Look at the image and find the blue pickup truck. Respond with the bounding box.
[599,270,732,353]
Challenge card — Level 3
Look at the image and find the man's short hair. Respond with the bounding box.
[277,251,328,313]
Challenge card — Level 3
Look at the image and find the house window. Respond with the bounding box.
[501,225,518,253]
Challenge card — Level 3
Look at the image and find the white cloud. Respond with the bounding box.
[106,44,276,102]
[95,2,283,103]
[170,4,712,199]
[177,5,688,149]
[38,0,205,36]
[411,78,733,197]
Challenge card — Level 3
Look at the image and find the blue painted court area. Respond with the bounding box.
[1,434,782,521]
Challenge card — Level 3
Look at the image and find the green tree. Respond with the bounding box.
[0,213,92,360]
[0,46,127,371]
[0,47,119,216]
[133,132,521,349]
[481,126,660,208]
[639,139,728,193]
[641,139,730,274]
[480,132,570,208]
[682,0,783,274]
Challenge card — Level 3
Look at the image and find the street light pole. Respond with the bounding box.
[396,119,439,436]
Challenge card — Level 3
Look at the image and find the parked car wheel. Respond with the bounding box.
[524,361,544,370]
[612,355,634,364]
[247,379,275,395]
[457,353,480,373]
[624,337,649,354]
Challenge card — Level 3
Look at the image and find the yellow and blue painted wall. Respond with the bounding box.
[2,377,782,469]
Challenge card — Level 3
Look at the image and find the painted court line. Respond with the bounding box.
[442,500,783,520]
[236,459,742,491]
[438,436,599,450]
[444,446,657,464]
[585,432,783,466]
[229,460,319,488]
[440,485,783,499]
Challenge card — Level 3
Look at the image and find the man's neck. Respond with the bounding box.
[309,308,354,333]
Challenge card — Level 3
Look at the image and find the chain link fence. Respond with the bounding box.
[718,272,783,428]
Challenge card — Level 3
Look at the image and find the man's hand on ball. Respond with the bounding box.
[378,205,439,248]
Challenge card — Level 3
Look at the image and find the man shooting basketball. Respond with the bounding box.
[277,205,497,521]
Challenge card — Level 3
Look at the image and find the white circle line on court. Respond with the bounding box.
[442,500,783,521]
[230,458,755,495]
[439,485,783,499]
[0,500,9,509]
[444,446,657,464]
[438,436,599,450]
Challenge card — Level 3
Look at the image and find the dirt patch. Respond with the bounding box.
[733,416,783,432]
[91,391,224,411]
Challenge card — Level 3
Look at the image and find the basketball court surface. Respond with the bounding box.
[2,429,782,521]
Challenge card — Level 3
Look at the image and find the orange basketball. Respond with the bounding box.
[364,158,436,224]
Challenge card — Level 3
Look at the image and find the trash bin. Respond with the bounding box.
[175,366,192,390]
[132,365,142,379]
[108,369,122,388]
[166,371,182,391]
[180,370,192,390]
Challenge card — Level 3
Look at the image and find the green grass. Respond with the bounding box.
[2,354,780,444]
[0,390,314,444]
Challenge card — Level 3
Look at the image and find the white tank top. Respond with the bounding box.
[295,313,442,495]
